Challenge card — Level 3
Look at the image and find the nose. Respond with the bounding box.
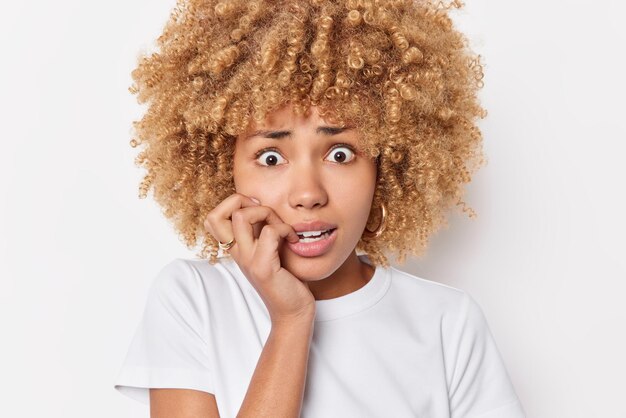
[287,161,329,210]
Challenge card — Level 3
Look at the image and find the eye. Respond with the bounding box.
[255,148,287,167]
[326,144,356,164]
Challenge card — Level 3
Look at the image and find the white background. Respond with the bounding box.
[1,0,624,417]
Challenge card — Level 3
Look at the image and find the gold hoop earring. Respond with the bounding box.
[363,202,387,239]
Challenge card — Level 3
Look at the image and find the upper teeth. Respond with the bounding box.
[297,229,330,237]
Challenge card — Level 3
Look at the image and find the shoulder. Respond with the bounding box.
[151,257,227,293]
[147,258,231,315]
[140,257,243,337]
[386,266,488,334]
[388,266,470,312]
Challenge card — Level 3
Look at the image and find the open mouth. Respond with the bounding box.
[288,227,338,257]
[296,228,337,243]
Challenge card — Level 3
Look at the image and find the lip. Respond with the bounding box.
[287,227,338,257]
[291,221,338,233]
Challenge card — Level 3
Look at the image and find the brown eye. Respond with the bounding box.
[255,149,286,167]
[326,146,355,164]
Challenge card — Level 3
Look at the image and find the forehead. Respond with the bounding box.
[236,103,361,146]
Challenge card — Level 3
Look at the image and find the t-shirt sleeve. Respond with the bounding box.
[113,259,215,405]
[445,292,526,418]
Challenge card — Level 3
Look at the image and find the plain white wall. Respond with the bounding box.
[0,0,624,417]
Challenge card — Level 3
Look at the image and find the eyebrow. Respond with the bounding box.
[245,126,354,140]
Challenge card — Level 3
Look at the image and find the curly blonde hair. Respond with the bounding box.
[129,0,487,268]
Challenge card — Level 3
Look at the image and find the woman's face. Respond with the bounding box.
[233,104,377,282]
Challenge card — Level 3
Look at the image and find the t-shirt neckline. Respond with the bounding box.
[220,253,391,322]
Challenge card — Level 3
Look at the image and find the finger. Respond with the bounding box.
[232,206,300,253]
[206,193,260,245]
[230,206,263,253]
[255,223,300,266]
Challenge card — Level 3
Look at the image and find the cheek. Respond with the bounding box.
[233,155,261,194]
[233,169,286,221]
[232,152,244,192]
[331,169,376,220]
[236,171,282,201]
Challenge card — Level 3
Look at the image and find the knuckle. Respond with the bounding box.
[231,209,245,223]
[235,192,250,204]
[264,224,288,240]
[260,223,276,237]
[206,208,222,223]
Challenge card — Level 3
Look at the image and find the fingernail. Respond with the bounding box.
[250,197,260,204]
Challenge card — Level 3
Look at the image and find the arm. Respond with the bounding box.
[446,293,525,417]
[237,314,315,418]
[150,389,220,418]
[148,314,314,418]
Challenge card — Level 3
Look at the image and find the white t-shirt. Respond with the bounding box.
[114,254,525,418]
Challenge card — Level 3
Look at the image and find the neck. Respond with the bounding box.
[307,251,375,301]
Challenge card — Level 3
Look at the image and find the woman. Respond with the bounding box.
[114,0,525,416]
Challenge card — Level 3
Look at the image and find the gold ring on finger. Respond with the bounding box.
[218,237,236,252]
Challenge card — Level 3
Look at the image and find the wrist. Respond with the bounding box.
[271,311,316,331]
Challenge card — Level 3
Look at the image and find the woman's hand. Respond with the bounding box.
[203,193,316,324]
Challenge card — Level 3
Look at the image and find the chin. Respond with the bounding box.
[279,249,338,281]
